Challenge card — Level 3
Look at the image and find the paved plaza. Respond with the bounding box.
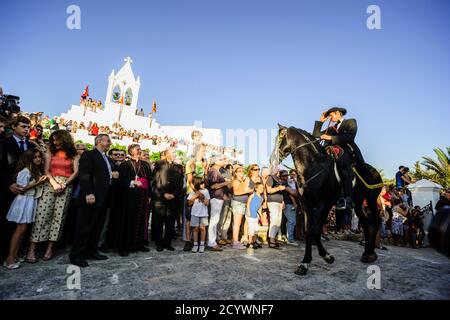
[1,239,449,300]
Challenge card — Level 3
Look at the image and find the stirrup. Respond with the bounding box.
[336,198,347,210]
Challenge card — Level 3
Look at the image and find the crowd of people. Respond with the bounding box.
[0,114,305,270]
[80,97,104,112]
[0,113,444,271]
[378,167,425,249]
[20,113,243,157]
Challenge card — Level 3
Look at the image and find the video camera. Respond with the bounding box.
[0,94,21,117]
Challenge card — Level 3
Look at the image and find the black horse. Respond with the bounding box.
[271,124,383,276]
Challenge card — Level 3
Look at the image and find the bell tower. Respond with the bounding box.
[105,57,141,111]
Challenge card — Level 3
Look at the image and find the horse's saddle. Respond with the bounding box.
[326,145,344,160]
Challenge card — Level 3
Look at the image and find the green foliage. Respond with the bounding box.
[42,130,50,140]
[110,143,127,153]
[377,168,395,185]
[176,150,188,165]
[411,147,450,188]
[150,152,161,162]
[75,140,93,151]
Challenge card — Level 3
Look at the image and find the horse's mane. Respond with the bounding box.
[289,127,326,156]
[290,127,317,142]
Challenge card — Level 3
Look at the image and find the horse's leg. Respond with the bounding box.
[295,206,313,276]
[353,192,372,261]
[313,203,335,264]
[367,194,382,259]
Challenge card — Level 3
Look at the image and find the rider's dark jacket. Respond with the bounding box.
[312,119,365,164]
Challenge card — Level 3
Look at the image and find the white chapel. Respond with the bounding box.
[59,57,223,154]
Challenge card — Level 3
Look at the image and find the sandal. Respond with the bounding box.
[25,257,38,264]
[268,241,280,249]
[43,252,55,261]
[43,255,55,261]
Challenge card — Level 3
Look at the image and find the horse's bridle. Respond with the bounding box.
[276,128,324,189]
[277,128,320,161]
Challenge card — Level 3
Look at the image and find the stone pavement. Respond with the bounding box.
[0,239,449,300]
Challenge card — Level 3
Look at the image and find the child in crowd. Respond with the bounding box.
[391,199,408,246]
[187,177,210,253]
[4,150,47,269]
[246,182,264,253]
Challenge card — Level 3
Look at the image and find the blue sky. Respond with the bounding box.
[1,0,449,177]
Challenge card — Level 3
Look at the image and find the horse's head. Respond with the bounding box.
[270,124,292,168]
[277,124,292,160]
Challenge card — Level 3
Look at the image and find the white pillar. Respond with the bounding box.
[408,179,443,245]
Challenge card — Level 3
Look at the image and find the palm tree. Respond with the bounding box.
[377,168,394,185]
[419,147,450,188]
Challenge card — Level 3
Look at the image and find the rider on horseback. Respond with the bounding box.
[313,107,365,211]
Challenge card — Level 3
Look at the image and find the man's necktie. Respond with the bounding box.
[19,140,25,152]
[332,120,341,133]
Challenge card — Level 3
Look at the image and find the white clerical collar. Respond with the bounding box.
[337,117,344,129]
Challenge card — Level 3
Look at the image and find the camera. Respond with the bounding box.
[0,94,21,117]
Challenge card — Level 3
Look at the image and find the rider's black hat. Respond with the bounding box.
[324,107,347,117]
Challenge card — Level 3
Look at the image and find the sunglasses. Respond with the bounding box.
[251,168,260,171]
[77,148,86,151]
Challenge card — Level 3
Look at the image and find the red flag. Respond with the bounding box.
[119,95,124,105]
[81,85,89,98]
[152,100,157,113]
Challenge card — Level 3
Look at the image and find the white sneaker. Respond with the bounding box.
[287,241,299,246]
[191,245,199,253]
[199,245,205,253]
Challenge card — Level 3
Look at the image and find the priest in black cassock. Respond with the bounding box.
[117,144,152,256]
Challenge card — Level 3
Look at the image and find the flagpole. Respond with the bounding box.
[118,103,123,122]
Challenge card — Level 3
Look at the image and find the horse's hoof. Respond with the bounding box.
[360,254,378,263]
[323,254,335,265]
[295,264,309,276]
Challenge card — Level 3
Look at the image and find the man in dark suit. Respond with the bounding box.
[152,148,184,252]
[313,107,365,211]
[69,134,114,267]
[0,116,34,262]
